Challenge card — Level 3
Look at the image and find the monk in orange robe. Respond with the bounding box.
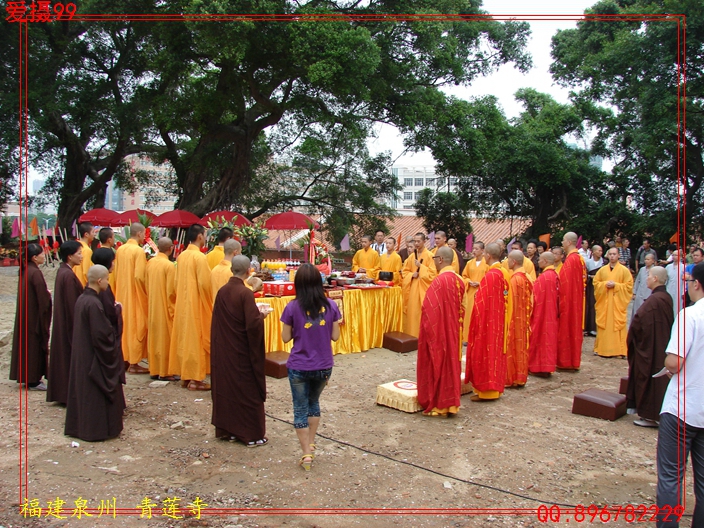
[505,250,534,387]
[352,235,381,279]
[379,236,403,284]
[401,233,436,337]
[170,224,214,391]
[593,247,634,357]
[502,240,536,281]
[430,231,459,274]
[206,227,234,270]
[556,232,586,370]
[528,251,560,376]
[461,242,488,338]
[73,222,94,287]
[113,223,149,373]
[466,243,512,401]
[145,237,177,379]
[416,247,465,416]
[211,239,241,296]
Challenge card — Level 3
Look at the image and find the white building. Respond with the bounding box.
[390,165,459,216]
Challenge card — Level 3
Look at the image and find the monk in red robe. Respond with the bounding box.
[528,251,560,377]
[466,243,512,401]
[416,246,466,416]
[556,231,586,370]
[505,250,533,387]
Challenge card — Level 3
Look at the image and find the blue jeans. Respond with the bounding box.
[288,368,332,429]
[656,412,704,527]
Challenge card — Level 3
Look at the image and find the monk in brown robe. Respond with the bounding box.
[10,244,52,390]
[210,255,269,443]
[626,266,674,427]
[65,265,125,442]
[47,241,84,404]
[91,248,125,382]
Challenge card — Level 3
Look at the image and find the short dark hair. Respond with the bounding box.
[187,224,205,243]
[386,236,396,245]
[92,247,115,269]
[98,227,114,244]
[375,230,385,236]
[217,227,234,243]
[59,240,82,263]
[512,240,523,249]
[694,248,704,257]
[537,241,547,250]
[78,222,93,238]
[691,262,704,288]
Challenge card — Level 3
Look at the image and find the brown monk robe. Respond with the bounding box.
[10,245,52,388]
[47,241,85,404]
[626,267,674,425]
[210,255,268,443]
[65,265,125,442]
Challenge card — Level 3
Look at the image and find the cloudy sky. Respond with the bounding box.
[368,0,602,167]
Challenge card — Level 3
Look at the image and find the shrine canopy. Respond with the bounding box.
[79,208,119,225]
[263,211,319,230]
[112,209,156,226]
[201,210,252,226]
[152,210,203,228]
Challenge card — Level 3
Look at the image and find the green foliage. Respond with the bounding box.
[414,189,472,246]
[550,0,704,246]
[234,223,268,259]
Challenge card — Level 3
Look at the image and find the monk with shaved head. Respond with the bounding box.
[556,231,587,370]
[465,243,512,401]
[528,251,560,377]
[211,239,242,296]
[114,222,149,374]
[505,250,534,387]
[65,265,125,441]
[431,231,459,273]
[145,237,178,380]
[626,265,674,427]
[417,245,466,416]
[594,247,634,357]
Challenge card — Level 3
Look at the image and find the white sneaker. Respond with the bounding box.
[29,382,47,391]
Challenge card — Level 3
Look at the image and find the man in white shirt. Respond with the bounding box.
[656,262,704,527]
[371,230,387,255]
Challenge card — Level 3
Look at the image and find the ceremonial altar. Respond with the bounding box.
[257,286,403,354]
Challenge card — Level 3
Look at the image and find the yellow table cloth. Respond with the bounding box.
[258,286,403,354]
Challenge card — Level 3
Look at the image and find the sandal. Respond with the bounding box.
[309,443,316,452]
[246,438,268,448]
[299,454,313,471]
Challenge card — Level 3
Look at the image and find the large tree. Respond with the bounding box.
[550,0,704,241]
[141,0,532,217]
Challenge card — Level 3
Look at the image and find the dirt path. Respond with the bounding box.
[0,266,696,527]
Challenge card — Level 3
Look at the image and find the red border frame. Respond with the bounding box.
[14,8,687,521]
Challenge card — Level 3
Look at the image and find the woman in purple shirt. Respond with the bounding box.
[281,264,341,472]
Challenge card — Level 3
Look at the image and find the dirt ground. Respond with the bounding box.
[0,265,697,527]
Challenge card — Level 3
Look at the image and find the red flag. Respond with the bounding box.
[465,233,474,253]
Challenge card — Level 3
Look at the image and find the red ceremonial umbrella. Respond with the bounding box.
[79,208,119,225]
[263,211,319,230]
[201,210,252,226]
[113,209,156,226]
[152,209,203,228]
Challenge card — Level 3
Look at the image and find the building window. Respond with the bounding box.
[414,192,422,200]
[404,178,413,187]
[403,205,414,209]
[403,192,413,200]
[426,178,435,186]
[450,177,458,185]
[414,178,423,187]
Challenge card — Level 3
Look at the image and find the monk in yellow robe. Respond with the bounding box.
[401,233,436,337]
[73,222,94,287]
[145,237,177,379]
[505,250,534,387]
[461,242,488,338]
[552,246,564,275]
[97,227,116,288]
[170,224,214,390]
[113,223,149,373]
[352,235,381,279]
[430,231,459,274]
[379,236,402,284]
[501,241,536,281]
[593,247,634,357]
[211,239,241,296]
[206,227,234,270]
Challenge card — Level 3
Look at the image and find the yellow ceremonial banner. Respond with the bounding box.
[539,233,551,246]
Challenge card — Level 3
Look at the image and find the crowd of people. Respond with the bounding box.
[7,222,704,521]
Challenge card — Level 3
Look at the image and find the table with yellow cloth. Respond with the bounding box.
[258,286,403,354]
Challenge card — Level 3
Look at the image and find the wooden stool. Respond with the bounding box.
[619,376,629,395]
[265,351,290,379]
[382,332,418,353]
[572,389,627,421]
